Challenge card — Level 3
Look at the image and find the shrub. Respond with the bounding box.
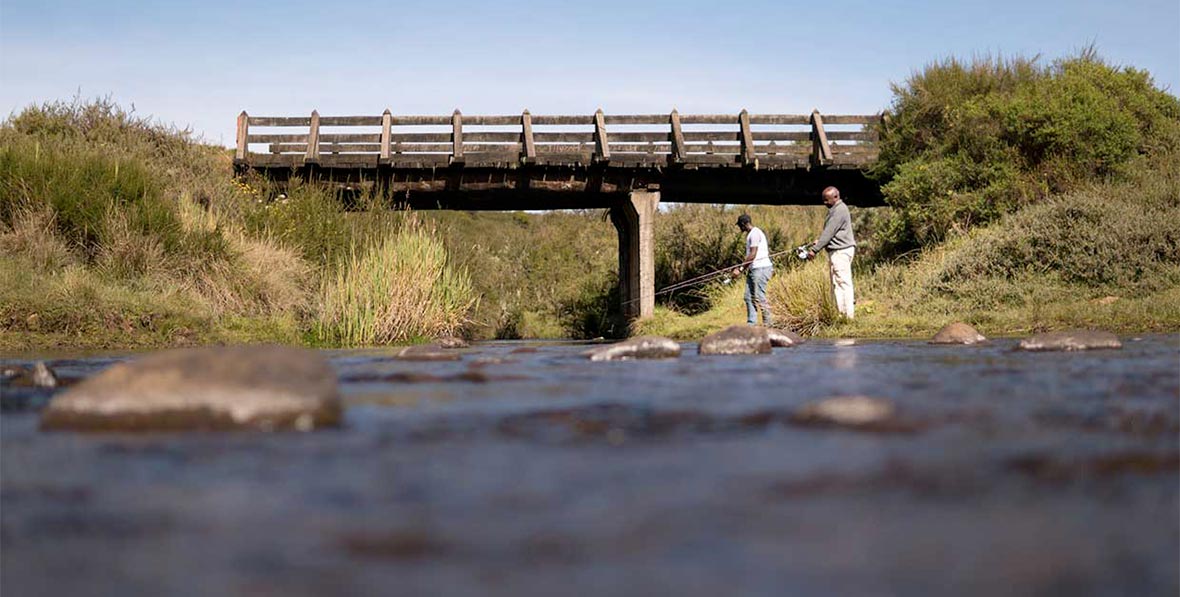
[874,50,1180,254]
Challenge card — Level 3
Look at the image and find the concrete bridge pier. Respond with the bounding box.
[610,189,660,321]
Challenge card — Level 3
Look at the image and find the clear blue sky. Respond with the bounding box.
[2,0,1177,146]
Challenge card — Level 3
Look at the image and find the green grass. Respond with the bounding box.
[314,221,476,346]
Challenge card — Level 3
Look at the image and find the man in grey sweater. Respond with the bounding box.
[808,186,857,318]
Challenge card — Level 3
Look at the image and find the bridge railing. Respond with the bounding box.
[235,110,881,170]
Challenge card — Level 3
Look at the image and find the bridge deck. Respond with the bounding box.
[235,110,884,207]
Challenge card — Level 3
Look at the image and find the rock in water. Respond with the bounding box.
[698,326,772,355]
[40,345,342,431]
[1018,330,1122,352]
[2,361,58,388]
[789,396,898,430]
[396,344,462,361]
[930,322,987,345]
[766,328,805,347]
[584,336,681,361]
[435,336,469,349]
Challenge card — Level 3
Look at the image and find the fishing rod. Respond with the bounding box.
[622,243,814,305]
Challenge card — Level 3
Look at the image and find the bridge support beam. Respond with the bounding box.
[610,190,660,321]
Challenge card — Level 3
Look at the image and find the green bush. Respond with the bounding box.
[874,50,1180,254]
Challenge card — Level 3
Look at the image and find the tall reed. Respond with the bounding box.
[315,221,476,346]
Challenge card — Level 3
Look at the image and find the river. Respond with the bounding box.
[2,336,1178,596]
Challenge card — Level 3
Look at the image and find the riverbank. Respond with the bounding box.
[4,52,1177,350]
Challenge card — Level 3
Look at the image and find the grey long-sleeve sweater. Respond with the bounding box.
[814,200,856,252]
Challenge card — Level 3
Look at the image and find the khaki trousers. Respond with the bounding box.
[828,247,855,319]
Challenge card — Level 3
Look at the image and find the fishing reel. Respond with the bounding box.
[795,244,813,261]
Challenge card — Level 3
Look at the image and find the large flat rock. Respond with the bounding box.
[930,322,987,345]
[40,345,342,431]
[584,336,681,361]
[699,326,772,355]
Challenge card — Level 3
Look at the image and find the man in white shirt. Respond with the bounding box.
[734,214,774,326]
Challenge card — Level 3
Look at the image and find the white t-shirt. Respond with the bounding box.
[746,226,773,269]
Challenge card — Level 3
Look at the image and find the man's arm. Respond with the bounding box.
[811,208,846,252]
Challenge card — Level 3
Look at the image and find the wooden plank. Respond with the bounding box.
[312,155,381,167]
[811,110,832,165]
[380,110,392,160]
[458,151,524,166]
[393,115,452,125]
[594,109,610,162]
[606,132,671,142]
[739,109,755,165]
[825,130,877,141]
[756,143,809,156]
[245,153,301,167]
[682,154,742,165]
[388,154,451,167]
[752,131,810,142]
[670,110,686,163]
[521,110,536,163]
[318,116,383,126]
[533,143,595,153]
[678,114,743,125]
[248,134,310,143]
[683,143,740,154]
[389,133,452,143]
[531,132,595,143]
[607,143,671,153]
[235,111,249,161]
[248,116,311,127]
[460,132,522,142]
[747,114,810,125]
[603,114,671,125]
[534,152,594,166]
[306,111,321,163]
[462,115,522,125]
[318,133,383,143]
[530,115,594,125]
[816,114,879,125]
[451,110,463,164]
[389,143,453,152]
[682,131,742,142]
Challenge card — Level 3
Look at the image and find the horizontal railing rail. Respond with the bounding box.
[236,109,882,170]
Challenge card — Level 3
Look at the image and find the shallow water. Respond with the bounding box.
[2,336,1178,596]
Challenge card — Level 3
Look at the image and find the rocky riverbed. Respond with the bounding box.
[2,336,1178,596]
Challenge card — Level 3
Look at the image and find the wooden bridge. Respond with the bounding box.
[234,109,884,320]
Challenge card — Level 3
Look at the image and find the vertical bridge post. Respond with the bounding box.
[611,189,660,321]
[305,110,321,164]
[235,111,249,164]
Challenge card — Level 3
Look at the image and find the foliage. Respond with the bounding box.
[873,50,1180,254]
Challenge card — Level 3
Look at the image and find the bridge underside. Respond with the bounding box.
[250,164,884,210]
[246,163,882,325]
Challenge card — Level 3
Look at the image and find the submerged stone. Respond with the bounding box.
[395,344,462,361]
[699,326,772,355]
[789,395,918,433]
[3,362,59,388]
[584,336,681,361]
[766,328,805,347]
[40,345,341,432]
[434,336,469,349]
[1018,330,1122,352]
[930,322,987,345]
